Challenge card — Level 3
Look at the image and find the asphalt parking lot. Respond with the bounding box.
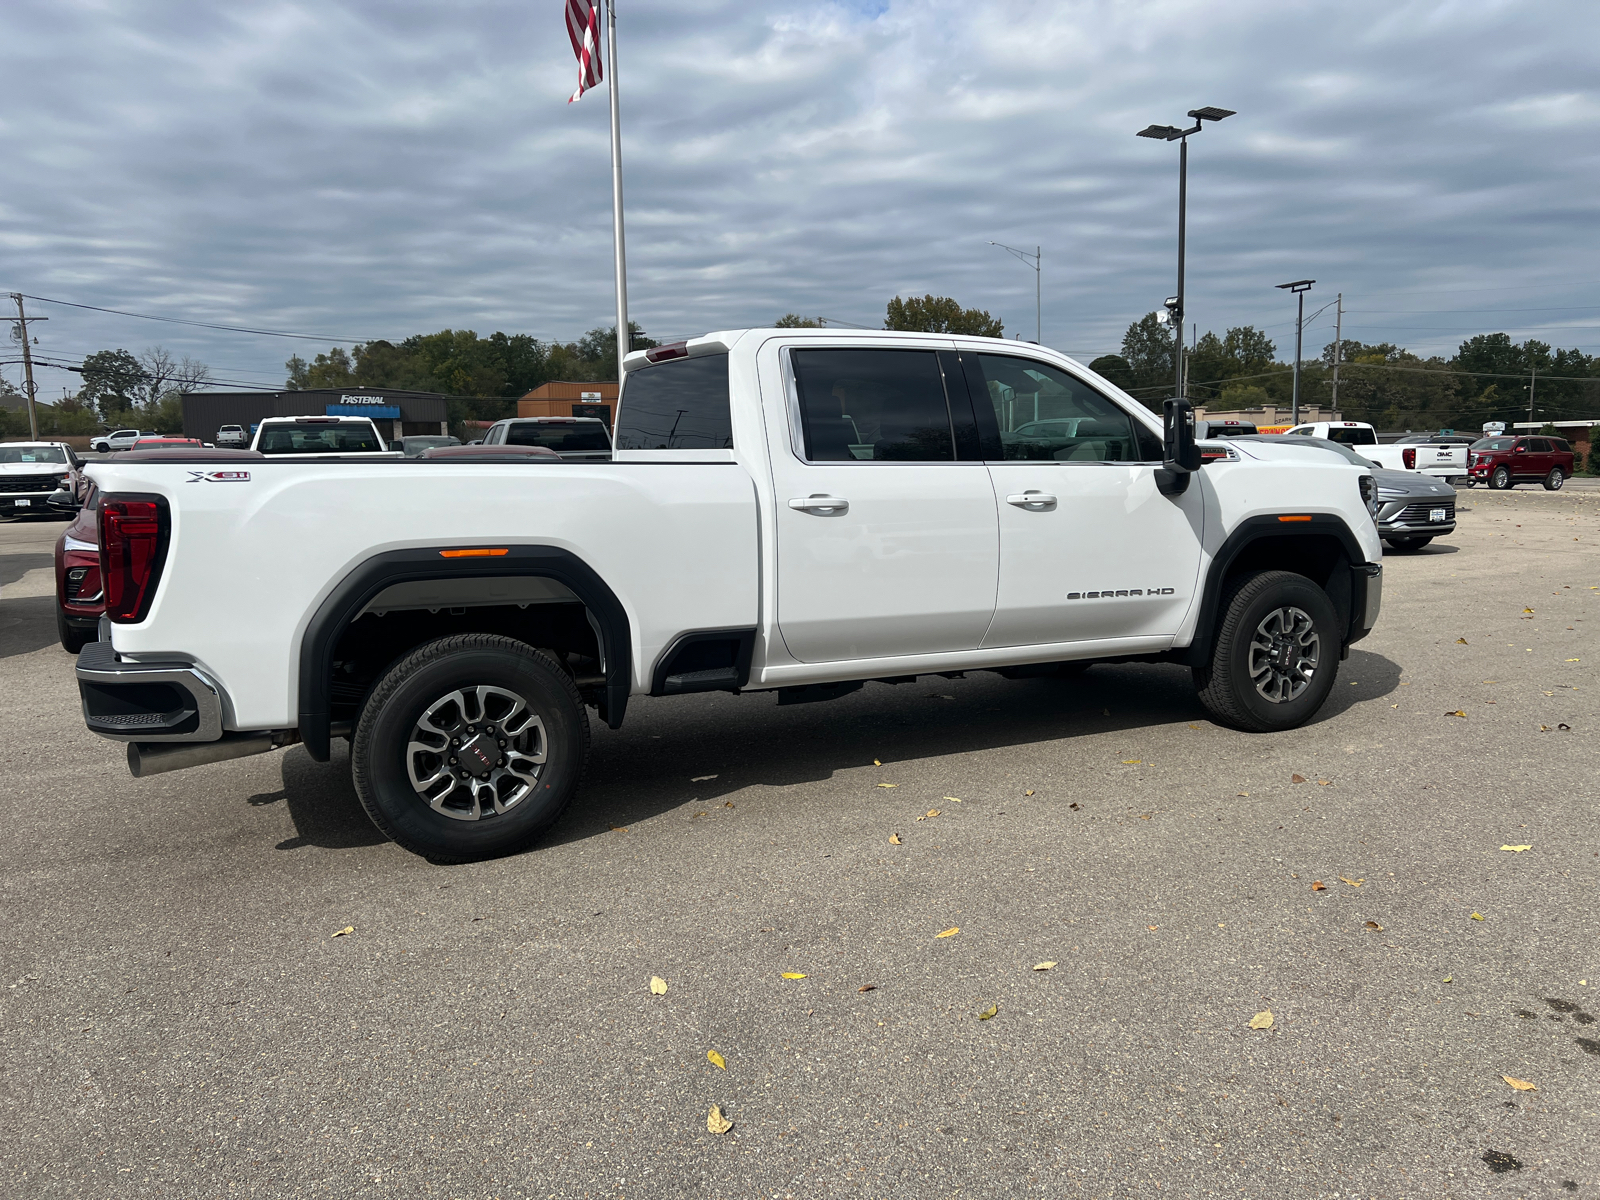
[2,485,1596,1199]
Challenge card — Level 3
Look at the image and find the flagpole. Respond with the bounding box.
[606,0,629,373]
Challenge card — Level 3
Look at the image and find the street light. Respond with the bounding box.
[1276,279,1315,425]
[1136,107,1235,398]
[988,241,1041,343]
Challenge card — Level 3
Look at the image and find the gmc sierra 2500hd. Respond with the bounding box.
[76,328,1383,861]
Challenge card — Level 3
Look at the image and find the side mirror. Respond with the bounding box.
[1156,398,1201,495]
[47,490,81,512]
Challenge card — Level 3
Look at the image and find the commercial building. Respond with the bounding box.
[517,381,618,426]
[181,389,449,444]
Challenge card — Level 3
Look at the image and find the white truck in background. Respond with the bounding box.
[1282,420,1467,482]
[76,328,1384,863]
[248,415,400,458]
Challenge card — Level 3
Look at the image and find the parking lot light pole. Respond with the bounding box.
[1137,107,1234,398]
[1276,279,1315,425]
[988,242,1041,343]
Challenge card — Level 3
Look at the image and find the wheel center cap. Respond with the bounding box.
[1274,640,1295,671]
[459,733,496,773]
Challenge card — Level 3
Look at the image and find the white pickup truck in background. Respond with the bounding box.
[1282,420,1468,481]
[76,328,1384,862]
[248,414,401,458]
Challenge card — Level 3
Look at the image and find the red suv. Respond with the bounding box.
[1467,435,1574,490]
[54,484,102,653]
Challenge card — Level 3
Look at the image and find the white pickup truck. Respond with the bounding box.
[248,414,400,458]
[75,329,1384,861]
[1282,421,1467,481]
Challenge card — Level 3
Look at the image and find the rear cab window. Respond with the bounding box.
[505,423,611,453]
[258,423,383,454]
[1324,426,1377,446]
[615,354,733,451]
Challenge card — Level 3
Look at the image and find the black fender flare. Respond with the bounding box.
[1184,514,1372,667]
[297,544,632,761]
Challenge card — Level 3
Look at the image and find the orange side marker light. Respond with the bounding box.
[439,548,510,558]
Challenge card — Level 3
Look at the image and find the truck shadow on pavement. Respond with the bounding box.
[252,743,388,852]
[542,649,1402,849]
[0,593,63,659]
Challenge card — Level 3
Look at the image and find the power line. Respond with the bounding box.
[9,292,382,344]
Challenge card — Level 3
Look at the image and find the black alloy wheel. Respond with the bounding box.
[1194,570,1341,733]
[352,634,589,862]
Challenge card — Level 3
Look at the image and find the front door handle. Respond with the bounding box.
[789,494,850,514]
[1006,491,1057,509]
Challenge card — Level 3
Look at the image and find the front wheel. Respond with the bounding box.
[1544,467,1565,491]
[1193,570,1341,732]
[1386,537,1433,552]
[351,634,590,862]
[57,608,95,654]
[1490,465,1512,490]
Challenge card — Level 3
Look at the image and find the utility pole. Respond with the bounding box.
[10,294,48,440]
[988,242,1041,343]
[1276,280,1315,425]
[1331,292,1342,416]
[1527,367,1537,426]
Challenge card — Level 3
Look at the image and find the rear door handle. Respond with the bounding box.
[1006,491,1057,509]
[789,494,849,514]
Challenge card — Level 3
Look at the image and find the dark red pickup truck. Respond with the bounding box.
[1467,435,1574,490]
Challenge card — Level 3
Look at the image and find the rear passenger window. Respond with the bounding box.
[791,349,954,461]
[1552,438,1570,452]
[614,355,733,450]
[973,354,1140,462]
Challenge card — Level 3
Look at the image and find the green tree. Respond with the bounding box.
[1087,354,1138,394]
[775,314,824,327]
[1121,313,1175,396]
[884,295,1003,337]
[78,349,146,417]
[1217,383,1271,410]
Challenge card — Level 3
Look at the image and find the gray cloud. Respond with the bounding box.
[3,0,1598,393]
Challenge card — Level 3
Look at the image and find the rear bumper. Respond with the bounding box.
[76,639,225,742]
[1347,562,1382,646]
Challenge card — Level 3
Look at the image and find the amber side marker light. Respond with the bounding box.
[439,548,510,558]
[1277,515,1313,523]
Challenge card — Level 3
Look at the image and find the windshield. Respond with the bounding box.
[1471,438,1514,451]
[0,446,67,464]
[258,423,383,454]
[506,423,611,453]
[401,437,459,454]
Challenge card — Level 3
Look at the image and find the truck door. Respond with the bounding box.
[764,344,999,663]
[955,350,1206,647]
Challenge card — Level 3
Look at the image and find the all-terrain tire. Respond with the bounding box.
[351,634,589,862]
[1193,570,1341,733]
[1544,467,1565,491]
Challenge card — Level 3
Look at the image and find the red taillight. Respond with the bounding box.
[1402,447,1416,469]
[99,497,168,622]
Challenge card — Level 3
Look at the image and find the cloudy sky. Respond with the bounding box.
[3,0,1598,394]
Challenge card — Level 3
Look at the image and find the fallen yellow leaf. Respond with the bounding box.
[1316,779,1332,786]
[331,926,354,939]
[978,1004,998,1020]
[944,796,962,803]
[876,783,898,788]
[707,1050,726,1070]
[1442,975,1453,983]
[873,759,881,766]
[1033,961,1057,971]
[888,833,902,845]
[1502,1075,1537,1092]
[1147,925,1159,930]
[1566,658,1581,662]
[1340,877,1364,887]
[1237,791,1249,797]
[935,927,960,939]
[1470,912,1484,921]
[1445,710,1467,718]
[1523,607,1535,613]
[1122,759,1142,765]
[1365,921,1383,931]
[1024,789,1035,796]
[1249,1010,1274,1030]
[707,1104,733,1134]
[1291,774,1306,783]
[609,824,628,832]
[1311,881,1327,891]
[1456,638,1468,644]
[649,976,668,996]
[925,809,941,818]
[781,972,806,980]
[1501,845,1532,852]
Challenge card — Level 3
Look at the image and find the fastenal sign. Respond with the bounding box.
[339,395,390,406]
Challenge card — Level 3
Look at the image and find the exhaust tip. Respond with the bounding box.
[128,732,283,778]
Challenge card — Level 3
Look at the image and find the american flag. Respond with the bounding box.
[566,0,602,103]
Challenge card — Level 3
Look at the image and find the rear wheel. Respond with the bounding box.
[351,634,589,862]
[1544,467,1565,491]
[1386,537,1433,552]
[1490,465,1512,490]
[1194,570,1341,732]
